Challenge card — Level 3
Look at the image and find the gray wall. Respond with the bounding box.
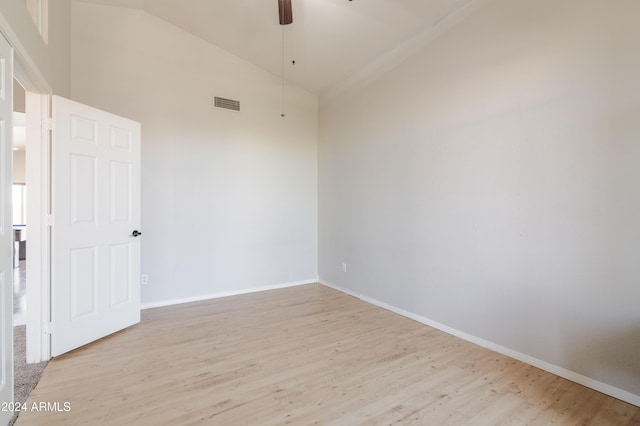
[319,0,640,399]
[71,3,318,306]
[0,0,70,95]
[12,150,24,183]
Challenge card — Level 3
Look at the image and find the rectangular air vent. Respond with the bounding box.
[213,96,240,112]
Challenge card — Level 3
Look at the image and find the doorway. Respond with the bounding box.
[13,80,53,365]
[13,79,27,327]
[11,79,49,417]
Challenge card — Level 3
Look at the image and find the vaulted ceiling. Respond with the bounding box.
[75,0,479,97]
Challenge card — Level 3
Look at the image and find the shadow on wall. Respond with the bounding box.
[569,323,640,399]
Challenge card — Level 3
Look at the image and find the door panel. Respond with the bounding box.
[52,96,141,357]
[0,33,13,426]
[69,247,97,320]
[109,243,131,306]
[110,161,131,223]
[70,154,97,224]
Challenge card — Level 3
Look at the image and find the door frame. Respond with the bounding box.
[24,92,50,362]
[0,11,53,363]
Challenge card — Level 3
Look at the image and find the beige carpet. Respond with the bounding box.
[9,325,48,426]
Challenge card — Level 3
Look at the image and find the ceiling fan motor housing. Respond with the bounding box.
[279,0,293,25]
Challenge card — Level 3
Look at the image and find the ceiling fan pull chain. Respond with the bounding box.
[281,25,286,118]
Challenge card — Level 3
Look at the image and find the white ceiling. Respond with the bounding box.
[76,0,478,96]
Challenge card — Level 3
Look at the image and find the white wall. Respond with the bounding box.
[0,0,70,95]
[71,3,318,305]
[319,0,640,401]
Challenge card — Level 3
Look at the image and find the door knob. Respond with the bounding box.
[131,230,142,237]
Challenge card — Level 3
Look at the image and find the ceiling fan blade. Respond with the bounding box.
[278,0,293,25]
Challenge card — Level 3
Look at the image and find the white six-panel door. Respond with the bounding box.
[0,33,13,426]
[52,96,141,357]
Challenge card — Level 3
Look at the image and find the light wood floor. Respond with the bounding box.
[16,284,640,425]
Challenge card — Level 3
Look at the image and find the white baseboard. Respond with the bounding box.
[141,278,318,310]
[319,279,640,408]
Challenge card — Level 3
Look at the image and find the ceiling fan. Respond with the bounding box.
[278,0,292,117]
[278,0,293,25]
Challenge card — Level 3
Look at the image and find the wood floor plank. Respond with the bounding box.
[15,284,639,425]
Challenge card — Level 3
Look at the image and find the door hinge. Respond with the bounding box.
[45,322,54,335]
[47,214,54,227]
[46,118,54,131]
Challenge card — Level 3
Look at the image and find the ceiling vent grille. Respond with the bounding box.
[214,96,240,112]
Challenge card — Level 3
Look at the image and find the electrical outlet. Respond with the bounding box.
[342,263,347,273]
[141,274,149,285]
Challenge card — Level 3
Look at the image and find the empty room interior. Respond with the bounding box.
[1,0,639,424]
